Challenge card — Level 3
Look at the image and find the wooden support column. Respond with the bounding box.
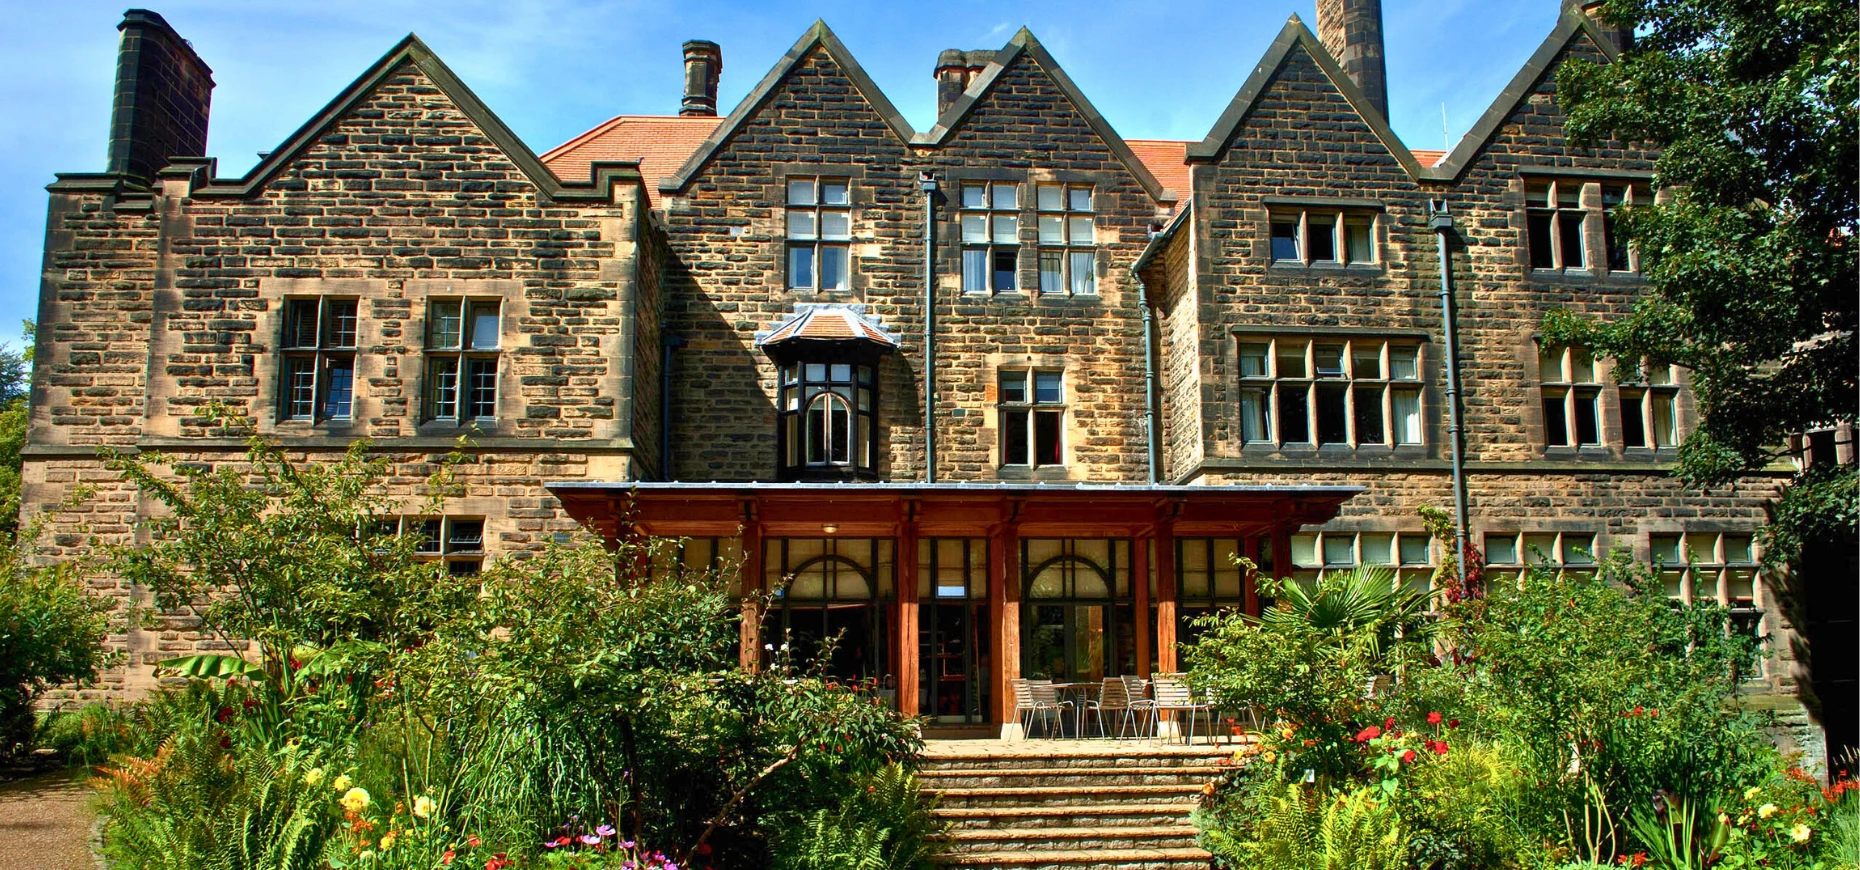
[896,509,920,717]
[738,509,764,672]
[1134,533,1152,679]
[1155,518,1178,674]
[990,517,1021,730]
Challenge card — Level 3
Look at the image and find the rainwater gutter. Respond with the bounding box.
[920,172,938,482]
[1428,200,1470,591]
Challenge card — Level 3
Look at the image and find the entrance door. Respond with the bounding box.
[763,538,894,690]
[920,539,989,724]
[1021,539,1135,682]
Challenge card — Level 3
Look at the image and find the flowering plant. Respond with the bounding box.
[1357,712,1456,799]
[533,817,681,869]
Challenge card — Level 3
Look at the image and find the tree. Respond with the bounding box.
[0,321,35,543]
[1550,0,1858,767]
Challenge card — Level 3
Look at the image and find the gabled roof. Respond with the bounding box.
[1187,15,1428,179]
[915,28,1174,206]
[541,115,721,209]
[1127,140,1192,211]
[659,20,916,195]
[755,303,899,352]
[133,35,641,201]
[1428,11,1623,180]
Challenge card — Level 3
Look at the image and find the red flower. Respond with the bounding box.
[697,844,713,856]
[467,836,481,848]
[1633,705,1644,716]
[486,856,512,870]
[1384,716,1397,730]
[1427,711,1443,725]
[1401,750,1417,763]
[1448,719,1460,729]
[1355,725,1382,742]
[442,850,455,866]
[1648,709,1658,717]
[1432,741,1449,755]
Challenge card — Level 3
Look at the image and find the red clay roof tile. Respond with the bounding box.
[541,115,722,209]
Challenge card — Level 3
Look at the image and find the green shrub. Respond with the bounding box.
[770,763,945,870]
[0,557,117,758]
[1202,782,1408,870]
[36,701,135,766]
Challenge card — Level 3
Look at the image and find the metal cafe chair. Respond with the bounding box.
[1120,676,1155,738]
[1149,674,1213,745]
[1011,678,1072,739]
[1087,676,1145,739]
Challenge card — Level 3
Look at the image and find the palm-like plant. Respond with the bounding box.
[1258,564,1433,661]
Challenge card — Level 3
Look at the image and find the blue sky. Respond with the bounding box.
[0,0,1560,349]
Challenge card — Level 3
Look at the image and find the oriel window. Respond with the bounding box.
[777,359,878,480]
[786,178,852,292]
[427,299,501,422]
[279,297,358,422]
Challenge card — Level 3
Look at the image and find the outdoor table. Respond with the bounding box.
[1046,682,1100,737]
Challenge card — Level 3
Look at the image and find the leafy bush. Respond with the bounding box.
[770,763,945,870]
[35,701,136,767]
[1201,782,1408,870]
[0,556,117,758]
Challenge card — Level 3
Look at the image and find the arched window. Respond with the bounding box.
[778,360,878,480]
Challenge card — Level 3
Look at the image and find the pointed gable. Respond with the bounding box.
[186,36,637,201]
[1429,11,1625,179]
[918,28,1173,205]
[659,21,916,195]
[1188,15,1426,178]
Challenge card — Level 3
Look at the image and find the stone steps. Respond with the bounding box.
[922,739,1231,870]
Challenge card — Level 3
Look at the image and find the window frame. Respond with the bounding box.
[1268,208,1378,267]
[396,515,487,576]
[1600,182,1650,273]
[1236,336,1425,449]
[785,177,853,293]
[1619,359,1682,450]
[775,356,880,482]
[1526,178,1590,272]
[960,182,1022,295]
[1481,530,1598,579]
[1649,530,1764,673]
[1286,530,1437,596]
[998,368,1066,469]
[1538,343,1605,449]
[425,297,502,424]
[1034,184,1097,296]
[278,296,359,424]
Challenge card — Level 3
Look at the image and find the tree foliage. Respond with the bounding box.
[1547,0,1857,486]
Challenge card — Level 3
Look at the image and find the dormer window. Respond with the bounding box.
[756,304,897,482]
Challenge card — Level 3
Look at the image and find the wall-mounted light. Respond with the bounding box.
[821,523,839,535]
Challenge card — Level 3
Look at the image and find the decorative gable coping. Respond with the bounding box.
[754,303,901,351]
[52,34,644,203]
[914,27,1175,206]
[1426,11,1623,181]
[658,20,918,195]
[1187,14,1428,179]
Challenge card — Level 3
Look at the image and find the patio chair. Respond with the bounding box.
[1086,676,1145,739]
[1011,678,1072,739]
[1120,676,1155,738]
[1149,675,1213,745]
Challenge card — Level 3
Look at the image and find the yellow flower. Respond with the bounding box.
[1759,803,1779,819]
[1717,812,1731,826]
[1744,786,1762,801]
[303,767,324,787]
[379,832,396,850]
[412,795,436,819]
[332,774,353,792]
[340,786,372,814]
[1263,751,1278,763]
[1791,823,1811,843]
[1281,728,1296,741]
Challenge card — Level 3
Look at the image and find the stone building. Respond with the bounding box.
[27,4,1811,744]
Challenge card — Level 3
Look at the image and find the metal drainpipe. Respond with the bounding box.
[1428,200,1470,591]
[920,172,938,483]
[659,335,684,481]
[1138,278,1159,484]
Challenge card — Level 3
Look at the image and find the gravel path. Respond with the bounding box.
[0,769,95,870]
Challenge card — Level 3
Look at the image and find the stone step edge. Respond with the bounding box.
[937,847,1213,865]
[931,802,1196,819]
[919,765,1226,778]
[940,825,1199,840]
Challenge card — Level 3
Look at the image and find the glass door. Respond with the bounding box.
[1021,539,1135,682]
[920,539,989,724]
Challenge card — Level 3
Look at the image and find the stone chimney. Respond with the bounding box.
[680,40,722,117]
[1315,0,1390,120]
[933,49,995,117]
[108,9,214,182]
[1563,0,1635,54]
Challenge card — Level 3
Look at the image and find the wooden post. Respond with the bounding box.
[1155,520,1178,674]
[738,516,763,672]
[1134,533,1152,678]
[990,520,1021,731]
[896,516,920,717]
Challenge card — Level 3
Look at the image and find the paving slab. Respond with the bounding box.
[0,769,95,870]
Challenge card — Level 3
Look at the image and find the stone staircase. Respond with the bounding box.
[920,739,1237,870]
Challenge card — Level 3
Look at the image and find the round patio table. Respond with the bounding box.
[1045,682,1100,737]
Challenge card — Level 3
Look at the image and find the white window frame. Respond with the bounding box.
[1269,208,1376,266]
[1600,182,1650,273]
[1538,344,1604,448]
[1620,359,1681,450]
[786,177,852,292]
[426,298,501,423]
[999,369,1064,468]
[961,182,1021,295]
[1035,184,1096,295]
[1237,336,1425,448]
[279,296,358,423]
[398,516,487,576]
[1288,530,1436,595]
[1482,530,1598,576]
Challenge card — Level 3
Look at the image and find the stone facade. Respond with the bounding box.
[24,7,1806,715]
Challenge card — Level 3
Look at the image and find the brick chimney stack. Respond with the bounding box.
[1315,0,1390,120]
[1563,0,1635,54]
[933,49,995,117]
[108,9,213,182]
[680,40,722,117]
